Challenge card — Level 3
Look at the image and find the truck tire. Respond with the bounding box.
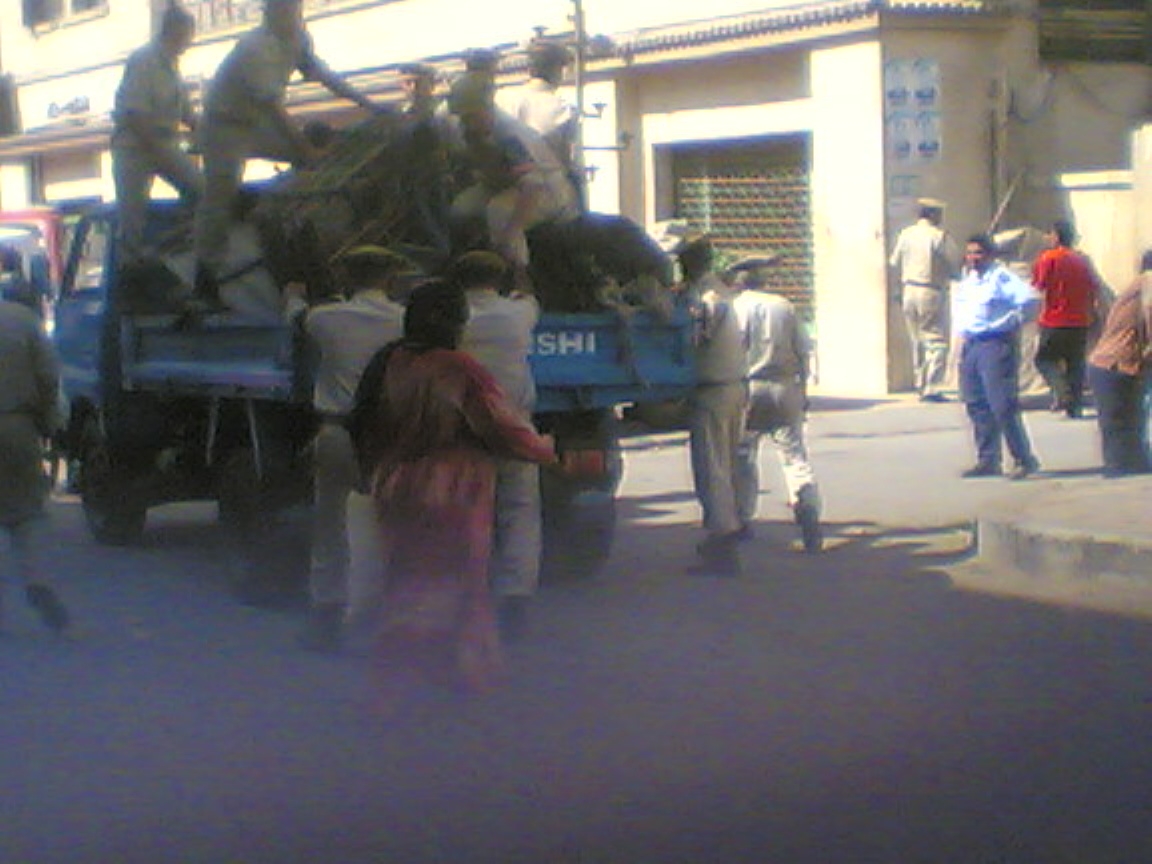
[217,447,309,605]
[541,477,617,581]
[78,420,146,546]
[539,409,623,581]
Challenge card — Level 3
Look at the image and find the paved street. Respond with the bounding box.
[3,398,1151,863]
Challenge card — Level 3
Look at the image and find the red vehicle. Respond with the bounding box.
[0,205,66,287]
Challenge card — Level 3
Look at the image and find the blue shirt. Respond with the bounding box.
[953,263,1039,337]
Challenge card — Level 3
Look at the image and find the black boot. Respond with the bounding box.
[793,486,823,554]
[25,584,70,634]
[687,532,742,577]
[297,603,345,653]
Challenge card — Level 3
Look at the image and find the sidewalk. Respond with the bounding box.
[955,473,1152,619]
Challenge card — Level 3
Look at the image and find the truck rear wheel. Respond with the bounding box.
[78,420,146,546]
[539,409,622,581]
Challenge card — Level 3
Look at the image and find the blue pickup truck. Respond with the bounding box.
[53,203,695,592]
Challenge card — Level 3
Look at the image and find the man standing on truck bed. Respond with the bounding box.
[111,2,202,269]
[285,245,412,653]
[0,295,70,635]
[191,0,385,312]
[445,71,580,277]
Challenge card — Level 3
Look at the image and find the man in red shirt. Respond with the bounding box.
[1031,220,1103,418]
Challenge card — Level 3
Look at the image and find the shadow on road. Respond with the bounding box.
[4,498,1152,863]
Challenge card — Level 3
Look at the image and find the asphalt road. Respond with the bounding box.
[3,398,1150,863]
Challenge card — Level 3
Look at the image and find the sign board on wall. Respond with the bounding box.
[884,57,942,224]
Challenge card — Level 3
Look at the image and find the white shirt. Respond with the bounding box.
[303,289,405,415]
[461,287,540,414]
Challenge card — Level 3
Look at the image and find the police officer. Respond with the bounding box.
[0,294,69,634]
[192,0,385,310]
[286,246,413,652]
[889,198,961,401]
[453,250,543,640]
[729,254,823,553]
[680,234,746,577]
[111,2,202,267]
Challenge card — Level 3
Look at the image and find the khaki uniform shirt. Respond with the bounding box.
[732,289,809,383]
[0,300,60,430]
[205,26,327,127]
[112,41,191,147]
[302,290,405,416]
[692,272,746,385]
[889,218,959,290]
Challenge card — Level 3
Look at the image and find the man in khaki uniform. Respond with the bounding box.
[729,255,822,553]
[454,250,543,640]
[285,246,412,652]
[111,3,201,266]
[0,297,69,634]
[446,72,580,271]
[889,198,960,401]
[680,234,747,577]
[192,0,383,309]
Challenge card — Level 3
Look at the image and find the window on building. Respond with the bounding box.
[669,135,815,322]
[1038,1,1150,63]
[23,0,108,29]
[186,0,385,34]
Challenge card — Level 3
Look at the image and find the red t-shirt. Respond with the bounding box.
[1031,246,1099,328]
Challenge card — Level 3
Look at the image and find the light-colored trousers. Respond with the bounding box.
[688,382,748,537]
[489,458,542,599]
[194,118,301,275]
[902,284,949,395]
[345,459,543,622]
[450,182,577,268]
[308,422,359,607]
[2,515,51,590]
[112,140,203,265]
[737,378,818,518]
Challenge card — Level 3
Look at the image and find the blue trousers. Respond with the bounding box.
[960,332,1036,468]
[1087,364,1150,474]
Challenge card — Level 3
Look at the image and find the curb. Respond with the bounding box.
[958,487,1152,618]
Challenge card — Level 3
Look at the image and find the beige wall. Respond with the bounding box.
[810,40,887,394]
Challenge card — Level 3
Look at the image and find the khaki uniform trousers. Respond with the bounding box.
[194,117,301,275]
[688,382,748,537]
[451,181,578,268]
[902,284,949,396]
[490,458,542,599]
[112,139,203,265]
[736,379,818,521]
[308,422,359,607]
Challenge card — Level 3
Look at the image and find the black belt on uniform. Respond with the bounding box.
[318,412,348,424]
[904,280,941,289]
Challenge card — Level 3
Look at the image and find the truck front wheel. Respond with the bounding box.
[78,420,146,546]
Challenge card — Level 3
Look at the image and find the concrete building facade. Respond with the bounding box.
[1,0,1148,394]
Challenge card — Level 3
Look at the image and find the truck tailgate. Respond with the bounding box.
[530,309,695,412]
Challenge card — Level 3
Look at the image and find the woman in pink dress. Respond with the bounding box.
[350,280,555,701]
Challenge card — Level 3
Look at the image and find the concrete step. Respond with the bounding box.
[953,476,1152,618]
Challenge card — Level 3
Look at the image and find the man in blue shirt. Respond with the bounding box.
[954,233,1042,480]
